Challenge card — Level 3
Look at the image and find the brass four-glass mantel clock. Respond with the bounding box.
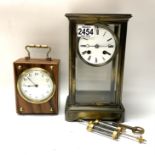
[65,14,132,122]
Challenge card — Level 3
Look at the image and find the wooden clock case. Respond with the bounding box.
[14,45,59,114]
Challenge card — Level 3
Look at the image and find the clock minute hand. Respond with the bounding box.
[80,44,101,48]
[99,44,114,48]
[80,44,92,48]
[97,44,114,47]
[24,85,38,87]
[80,44,114,48]
[80,45,87,47]
[27,77,38,87]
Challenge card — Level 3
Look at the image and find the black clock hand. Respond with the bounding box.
[80,44,114,49]
[103,50,111,55]
[97,44,114,48]
[80,44,91,48]
[80,44,100,48]
[27,77,38,87]
[24,84,38,87]
[80,45,88,47]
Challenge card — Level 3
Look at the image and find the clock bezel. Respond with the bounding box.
[77,24,119,67]
[17,67,56,104]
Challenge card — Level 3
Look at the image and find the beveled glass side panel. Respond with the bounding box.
[75,54,119,105]
[76,54,112,91]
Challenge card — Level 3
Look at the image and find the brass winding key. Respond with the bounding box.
[118,123,145,134]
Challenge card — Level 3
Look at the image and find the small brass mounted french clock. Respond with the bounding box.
[14,44,59,114]
[65,14,132,122]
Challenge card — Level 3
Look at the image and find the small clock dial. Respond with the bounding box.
[78,25,117,66]
[17,67,55,104]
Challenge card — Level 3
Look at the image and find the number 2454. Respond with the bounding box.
[78,28,94,36]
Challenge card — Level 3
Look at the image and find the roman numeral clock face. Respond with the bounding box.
[77,25,118,66]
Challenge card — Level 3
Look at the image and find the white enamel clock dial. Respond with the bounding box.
[17,67,55,104]
[78,25,117,66]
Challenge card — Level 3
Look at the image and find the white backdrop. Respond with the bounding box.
[0,0,155,155]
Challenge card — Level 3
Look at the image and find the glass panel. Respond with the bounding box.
[76,54,112,91]
[76,54,118,105]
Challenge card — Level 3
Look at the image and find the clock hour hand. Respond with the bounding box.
[103,50,111,55]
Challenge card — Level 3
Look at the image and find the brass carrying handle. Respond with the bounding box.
[25,44,51,60]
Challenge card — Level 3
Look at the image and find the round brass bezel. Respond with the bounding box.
[77,24,119,67]
[17,67,56,104]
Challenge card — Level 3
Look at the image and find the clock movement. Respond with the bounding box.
[14,44,59,114]
[65,14,132,122]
